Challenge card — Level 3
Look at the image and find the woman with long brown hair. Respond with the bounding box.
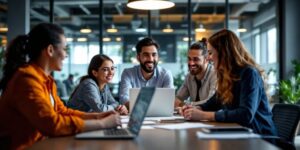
[181,29,277,136]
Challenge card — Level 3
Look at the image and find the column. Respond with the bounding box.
[7,0,30,42]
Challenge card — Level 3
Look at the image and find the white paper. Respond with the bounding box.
[196,131,261,139]
[121,118,157,125]
[144,116,185,122]
[154,122,213,130]
[121,124,155,129]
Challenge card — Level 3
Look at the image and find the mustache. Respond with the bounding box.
[144,61,155,64]
[188,64,198,68]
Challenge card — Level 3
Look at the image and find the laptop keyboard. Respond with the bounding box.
[104,129,129,136]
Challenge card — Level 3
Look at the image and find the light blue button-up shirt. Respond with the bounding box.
[119,65,174,104]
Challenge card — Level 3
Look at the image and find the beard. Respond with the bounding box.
[141,61,157,73]
[188,64,204,75]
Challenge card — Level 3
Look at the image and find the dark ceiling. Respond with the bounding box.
[0,0,271,41]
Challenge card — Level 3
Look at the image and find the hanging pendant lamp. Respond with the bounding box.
[127,0,175,10]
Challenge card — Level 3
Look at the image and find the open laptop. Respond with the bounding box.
[76,87,155,139]
[129,88,175,117]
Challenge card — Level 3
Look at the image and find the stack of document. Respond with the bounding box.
[196,127,261,139]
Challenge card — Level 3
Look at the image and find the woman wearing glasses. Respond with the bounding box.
[68,54,128,115]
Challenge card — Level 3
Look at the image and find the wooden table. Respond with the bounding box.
[28,121,280,150]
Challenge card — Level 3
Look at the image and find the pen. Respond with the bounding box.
[183,98,191,105]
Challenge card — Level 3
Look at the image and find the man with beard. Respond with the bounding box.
[119,37,174,108]
[175,38,216,107]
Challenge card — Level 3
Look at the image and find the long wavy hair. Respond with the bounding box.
[208,29,264,104]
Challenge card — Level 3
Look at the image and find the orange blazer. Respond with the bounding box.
[0,63,84,150]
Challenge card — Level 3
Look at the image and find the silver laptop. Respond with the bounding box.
[76,87,155,139]
[129,88,175,117]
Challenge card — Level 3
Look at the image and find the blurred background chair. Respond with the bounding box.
[270,103,300,150]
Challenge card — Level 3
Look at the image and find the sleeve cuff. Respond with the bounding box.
[215,109,226,122]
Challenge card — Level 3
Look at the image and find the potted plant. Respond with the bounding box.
[278,60,300,104]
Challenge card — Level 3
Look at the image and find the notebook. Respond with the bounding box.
[75,87,155,139]
[129,88,175,117]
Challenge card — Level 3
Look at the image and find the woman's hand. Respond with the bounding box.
[98,113,121,129]
[177,104,193,116]
[183,107,202,120]
[83,113,121,132]
[82,111,117,120]
[182,107,215,121]
[116,105,128,115]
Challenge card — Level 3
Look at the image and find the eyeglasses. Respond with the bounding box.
[99,66,117,73]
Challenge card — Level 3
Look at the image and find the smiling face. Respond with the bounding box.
[137,45,158,73]
[207,43,219,70]
[188,49,207,75]
[50,35,67,71]
[92,60,115,86]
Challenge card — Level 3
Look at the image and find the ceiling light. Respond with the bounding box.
[237,21,247,32]
[116,37,122,42]
[107,24,118,33]
[162,24,174,33]
[77,37,87,42]
[103,37,111,42]
[0,27,8,32]
[127,0,175,10]
[80,27,92,33]
[195,24,206,32]
[237,28,247,32]
[66,38,74,42]
[183,37,192,42]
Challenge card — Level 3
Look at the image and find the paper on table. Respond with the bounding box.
[121,118,157,125]
[121,124,155,129]
[144,116,185,122]
[196,131,261,139]
[154,122,213,130]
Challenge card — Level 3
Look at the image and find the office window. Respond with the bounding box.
[255,34,261,64]
[267,27,277,63]
[103,43,122,64]
[72,44,89,64]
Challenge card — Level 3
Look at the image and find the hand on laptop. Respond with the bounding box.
[96,110,118,119]
[116,105,128,115]
[99,113,122,129]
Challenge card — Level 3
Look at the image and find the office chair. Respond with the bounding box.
[271,103,300,150]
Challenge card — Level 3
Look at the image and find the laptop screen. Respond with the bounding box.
[129,88,175,117]
[127,87,155,135]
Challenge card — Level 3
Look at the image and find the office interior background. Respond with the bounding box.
[0,0,300,102]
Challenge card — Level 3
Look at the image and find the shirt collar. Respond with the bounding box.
[29,63,54,84]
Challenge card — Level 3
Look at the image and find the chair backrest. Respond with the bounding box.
[272,103,300,143]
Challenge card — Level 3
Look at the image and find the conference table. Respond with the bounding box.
[28,117,280,150]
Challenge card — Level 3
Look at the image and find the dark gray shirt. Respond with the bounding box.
[67,78,119,112]
[176,64,216,105]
